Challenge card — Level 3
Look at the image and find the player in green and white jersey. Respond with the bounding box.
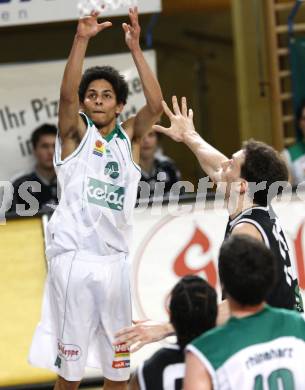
[185,235,305,390]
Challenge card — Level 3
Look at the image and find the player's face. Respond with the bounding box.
[140,130,158,160]
[219,150,245,199]
[33,134,56,170]
[81,79,124,128]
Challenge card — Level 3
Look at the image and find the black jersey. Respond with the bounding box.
[225,206,303,312]
[137,345,184,390]
[9,171,57,212]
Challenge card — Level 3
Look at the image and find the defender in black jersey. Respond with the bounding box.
[225,206,303,311]
[129,276,217,390]
[153,97,303,313]
[114,97,304,353]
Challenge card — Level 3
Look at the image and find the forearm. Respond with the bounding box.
[184,130,228,181]
[60,35,89,101]
[163,322,175,337]
[131,46,163,115]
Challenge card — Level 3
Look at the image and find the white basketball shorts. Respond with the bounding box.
[28,250,132,381]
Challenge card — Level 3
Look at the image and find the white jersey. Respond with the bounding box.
[46,113,141,258]
[187,305,305,389]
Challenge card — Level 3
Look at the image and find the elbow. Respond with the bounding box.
[149,102,163,118]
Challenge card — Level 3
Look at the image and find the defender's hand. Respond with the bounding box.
[77,11,112,40]
[153,96,196,143]
[123,7,141,51]
[114,320,174,353]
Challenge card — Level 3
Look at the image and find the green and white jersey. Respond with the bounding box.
[282,141,305,185]
[46,113,141,258]
[187,305,305,390]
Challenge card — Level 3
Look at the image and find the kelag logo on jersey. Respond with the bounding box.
[87,177,125,211]
[105,161,120,179]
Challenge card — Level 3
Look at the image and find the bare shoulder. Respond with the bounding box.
[231,222,263,241]
[121,116,136,141]
[184,350,212,390]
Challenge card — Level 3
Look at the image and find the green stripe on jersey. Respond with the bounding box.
[191,305,305,370]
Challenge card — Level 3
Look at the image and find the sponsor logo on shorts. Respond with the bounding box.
[112,343,130,369]
[93,140,106,157]
[114,343,130,353]
[57,341,82,361]
[105,161,120,179]
[87,177,125,211]
[112,360,130,368]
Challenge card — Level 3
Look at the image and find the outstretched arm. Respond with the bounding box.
[58,11,112,147]
[122,7,163,140]
[114,320,174,352]
[153,96,228,183]
[114,301,226,352]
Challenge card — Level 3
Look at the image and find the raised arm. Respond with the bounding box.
[122,7,163,140]
[58,12,112,149]
[153,96,228,183]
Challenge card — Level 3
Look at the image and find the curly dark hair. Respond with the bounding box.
[241,140,288,206]
[78,66,129,105]
[219,235,277,306]
[169,275,217,349]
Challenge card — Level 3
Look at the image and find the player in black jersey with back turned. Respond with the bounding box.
[114,96,303,353]
[129,276,217,390]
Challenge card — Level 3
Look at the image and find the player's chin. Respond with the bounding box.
[42,162,54,170]
[92,118,109,128]
[93,113,112,124]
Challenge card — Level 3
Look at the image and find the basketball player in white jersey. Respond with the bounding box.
[114,96,303,351]
[28,7,163,390]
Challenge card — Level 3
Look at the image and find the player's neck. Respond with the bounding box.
[228,195,254,219]
[229,299,266,318]
[97,120,117,138]
[36,165,56,183]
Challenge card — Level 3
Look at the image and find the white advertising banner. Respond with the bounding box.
[0,0,161,27]
[0,50,156,181]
